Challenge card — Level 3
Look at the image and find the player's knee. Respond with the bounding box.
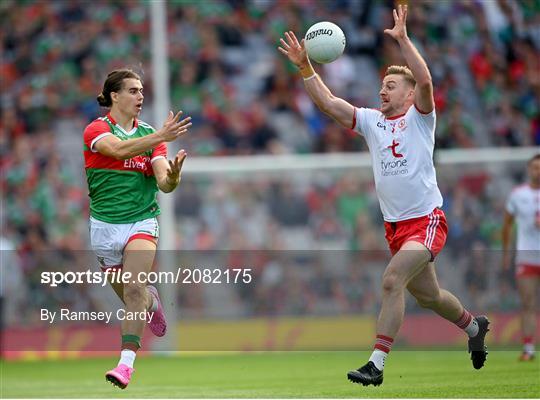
[381,272,403,295]
[123,283,146,306]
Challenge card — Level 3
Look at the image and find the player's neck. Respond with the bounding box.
[529,181,540,189]
[384,110,406,119]
[109,109,136,131]
[383,103,411,119]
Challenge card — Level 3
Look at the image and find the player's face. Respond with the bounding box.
[528,159,540,185]
[379,74,414,116]
[112,78,144,117]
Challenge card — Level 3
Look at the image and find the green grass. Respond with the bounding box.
[1,351,538,398]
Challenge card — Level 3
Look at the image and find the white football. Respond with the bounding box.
[304,21,346,64]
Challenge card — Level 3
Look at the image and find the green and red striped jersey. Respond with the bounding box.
[83,113,167,223]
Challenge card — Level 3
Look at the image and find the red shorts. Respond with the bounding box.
[516,264,540,278]
[384,208,448,261]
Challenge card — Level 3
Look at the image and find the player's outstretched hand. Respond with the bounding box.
[165,149,187,186]
[384,4,408,41]
[158,111,192,142]
[278,31,308,68]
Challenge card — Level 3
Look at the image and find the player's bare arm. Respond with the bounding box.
[501,210,515,271]
[153,149,187,193]
[278,31,355,129]
[385,5,434,114]
[94,111,192,160]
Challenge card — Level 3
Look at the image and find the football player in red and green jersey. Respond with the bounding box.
[83,69,192,389]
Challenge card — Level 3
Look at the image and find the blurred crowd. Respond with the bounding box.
[1,0,538,326]
[2,1,539,154]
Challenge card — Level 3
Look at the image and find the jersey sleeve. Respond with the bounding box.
[83,120,112,152]
[151,142,167,163]
[412,104,436,133]
[353,107,377,138]
[505,191,517,215]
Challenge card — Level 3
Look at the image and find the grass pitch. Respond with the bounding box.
[1,350,538,398]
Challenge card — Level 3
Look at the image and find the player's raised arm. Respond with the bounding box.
[385,5,434,114]
[94,111,192,160]
[278,31,355,129]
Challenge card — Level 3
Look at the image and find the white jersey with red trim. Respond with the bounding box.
[505,184,540,266]
[353,104,443,222]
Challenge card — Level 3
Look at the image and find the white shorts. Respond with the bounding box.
[89,216,159,269]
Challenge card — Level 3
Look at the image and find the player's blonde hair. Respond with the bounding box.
[385,65,416,88]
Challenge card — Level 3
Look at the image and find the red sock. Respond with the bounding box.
[374,334,394,353]
[453,309,473,329]
[523,336,534,345]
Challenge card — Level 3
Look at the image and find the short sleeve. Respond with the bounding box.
[412,104,436,132]
[84,120,112,152]
[353,107,370,138]
[505,191,517,215]
[151,142,167,163]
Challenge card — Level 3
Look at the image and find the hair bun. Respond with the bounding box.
[97,92,110,107]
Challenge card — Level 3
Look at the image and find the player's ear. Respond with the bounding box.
[110,91,119,103]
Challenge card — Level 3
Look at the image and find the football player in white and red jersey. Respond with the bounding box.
[502,154,540,361]
[279,5,489,386]
[84,69,192,389]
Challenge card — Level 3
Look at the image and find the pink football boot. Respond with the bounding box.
[105,364,134,389]
[147,285,167,337]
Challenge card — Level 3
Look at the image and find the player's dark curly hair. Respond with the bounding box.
[97,69,142,107]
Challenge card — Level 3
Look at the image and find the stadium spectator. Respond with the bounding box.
[3,0,539,158]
